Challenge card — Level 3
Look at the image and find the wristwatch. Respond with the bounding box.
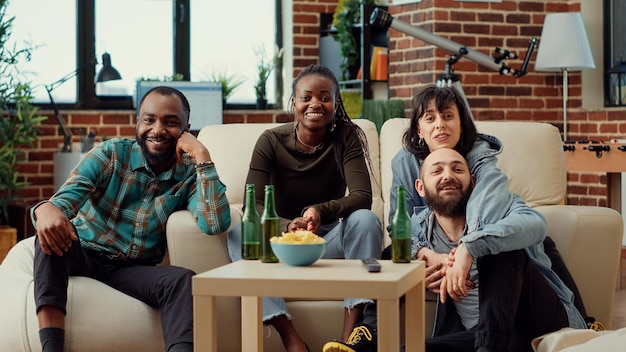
[195,160,215,169]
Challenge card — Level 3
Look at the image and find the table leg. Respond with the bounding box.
[194,295,217,352]
[241,296,263,352]
[404,280,425,352]
[377,298,400,351]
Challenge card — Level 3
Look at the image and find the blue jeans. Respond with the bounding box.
[227,209,383,322]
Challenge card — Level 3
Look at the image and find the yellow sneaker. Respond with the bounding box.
[588,320,606,331]
[322,324,376,352]
[585,316,606,331]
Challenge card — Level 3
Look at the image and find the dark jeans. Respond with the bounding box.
[426,249,569,352]
[542,236,588,320]
[33,236,195,349]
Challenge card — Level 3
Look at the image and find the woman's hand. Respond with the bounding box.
[287,207,321,233]
[440,244,474,303]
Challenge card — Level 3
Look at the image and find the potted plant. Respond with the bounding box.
[253,45,283,109]
[210,71,245,108]
[0,83,46,220]
[0,0,46,256]
[333,0,377,80]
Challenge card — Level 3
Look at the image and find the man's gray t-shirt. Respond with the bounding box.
[432,220,480,330]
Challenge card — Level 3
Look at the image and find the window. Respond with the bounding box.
[6,0,280,109]
[604,0,626,106]
[4,0,76,103]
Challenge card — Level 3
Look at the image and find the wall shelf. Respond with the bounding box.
[320,5,389,103]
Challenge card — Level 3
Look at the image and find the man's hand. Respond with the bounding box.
[34,202,78,256]
[418,249,449,293]
[440,243,474,303]
[418,248,449,268]
[423,262,444,293]
[175,131,212,164]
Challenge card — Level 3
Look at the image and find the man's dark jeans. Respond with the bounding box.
[33,236,195,350]
[426,249,569,352]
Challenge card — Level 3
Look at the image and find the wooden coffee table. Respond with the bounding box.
[192,259,425,352]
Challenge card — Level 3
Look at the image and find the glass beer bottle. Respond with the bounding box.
[261,185,279,263]
[391,185,411,263]
[241,184,261,260]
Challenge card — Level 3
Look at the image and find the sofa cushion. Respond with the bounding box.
[532,327,626,352]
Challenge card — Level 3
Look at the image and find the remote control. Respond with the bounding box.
[362,257,381,272]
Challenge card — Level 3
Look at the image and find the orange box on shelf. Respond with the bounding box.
[375,48,388,81]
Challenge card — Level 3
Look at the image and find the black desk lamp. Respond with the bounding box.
[46,52,122,152]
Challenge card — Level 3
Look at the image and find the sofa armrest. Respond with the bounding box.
[535,205,624,328]
[166,206,242,274]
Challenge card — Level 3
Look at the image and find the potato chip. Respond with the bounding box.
[270,230,325,244]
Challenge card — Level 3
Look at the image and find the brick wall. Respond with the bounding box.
[385,0,626,208]
[11,0,626,210]
[17,109,293,202]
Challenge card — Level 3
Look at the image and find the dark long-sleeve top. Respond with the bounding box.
[246,122,372,229]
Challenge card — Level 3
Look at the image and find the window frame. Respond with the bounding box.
[603,0,626,107]
[48,0,282,111]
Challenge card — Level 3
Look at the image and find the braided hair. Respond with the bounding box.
[288,65,374,180]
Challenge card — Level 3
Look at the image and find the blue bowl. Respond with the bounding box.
[270,242,326,266]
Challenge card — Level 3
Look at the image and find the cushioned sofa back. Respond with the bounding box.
[379,118,567,232]
[196,119,383,221]
[198,123,281,206]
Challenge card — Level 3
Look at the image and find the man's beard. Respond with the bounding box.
[136,132,177,166]
[423,180,472,217]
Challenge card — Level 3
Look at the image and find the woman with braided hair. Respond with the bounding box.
[227,65,383,352]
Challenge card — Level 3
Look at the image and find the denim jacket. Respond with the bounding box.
[390,133,587,329]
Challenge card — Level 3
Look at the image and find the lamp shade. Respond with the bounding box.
[535,12,595,72]
[95,52,122,83]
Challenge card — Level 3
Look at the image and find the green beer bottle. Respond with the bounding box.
[241,184,261,260]
[261,185,279,263]
[391,185,411,263]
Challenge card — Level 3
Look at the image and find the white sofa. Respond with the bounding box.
[0,237,166,352]
[0,118,622,352]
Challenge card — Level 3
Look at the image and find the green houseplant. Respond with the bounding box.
[253,45,283,109]
[0,0,46,225]
[136,73,185,82]
[210,71,245,107]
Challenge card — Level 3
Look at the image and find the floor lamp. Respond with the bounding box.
[535,12,595,141]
